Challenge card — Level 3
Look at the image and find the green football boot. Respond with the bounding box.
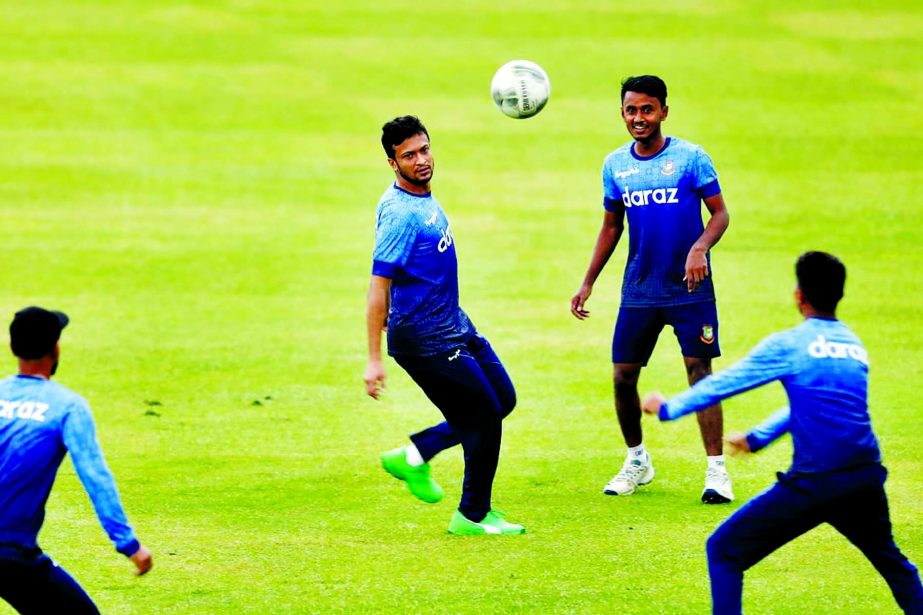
[447,510,525,535]
[380,447,444,504]
[447,510,501,535]
[482,510,525,535]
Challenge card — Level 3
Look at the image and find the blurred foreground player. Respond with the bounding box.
[642,253,923,614]
[364,116,523,535]
[0,307,152,614]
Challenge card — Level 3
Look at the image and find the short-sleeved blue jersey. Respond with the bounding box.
[660,317,881,474]
[602,137,722,306]
[0,375,139,561]
[371,184,475,357]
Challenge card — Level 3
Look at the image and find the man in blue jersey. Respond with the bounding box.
[642,252,923,615]
[571,75,733,502]
[0,307,152,614]
[364,115,523,536]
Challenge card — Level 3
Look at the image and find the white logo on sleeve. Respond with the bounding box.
[807,335,869,365]
[424,211,438,226]
[437,224,454,253]
[621,187,680,207]
[0,400,50,422]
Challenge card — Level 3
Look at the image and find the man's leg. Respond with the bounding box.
[406,334,515,464]
[683,357,723,456]
[707,475,827,615]
[395,349,515,530]
[0,555,99,615]
[614,363,644,448]
[605,307,662,495]
[670,302,730,503]
[826,465,923,614]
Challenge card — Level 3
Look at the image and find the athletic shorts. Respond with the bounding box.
[612,302,721,365]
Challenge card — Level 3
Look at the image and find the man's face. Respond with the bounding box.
[388,133,433,187]
[621,91,668,142]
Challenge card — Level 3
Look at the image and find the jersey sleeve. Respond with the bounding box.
[746,406,791,452]
[371,203,418,278]
[62,402,140,556]
[659,332,795,421]
[693,147,721,199]
[602,159,622,212]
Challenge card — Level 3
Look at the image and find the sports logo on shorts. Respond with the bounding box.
[661,160,675,176]
[700,325,715,344]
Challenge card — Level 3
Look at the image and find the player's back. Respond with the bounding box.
[780,318,880,473]
[0,375,83,549]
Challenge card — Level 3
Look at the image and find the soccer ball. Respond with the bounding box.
[490,60,551,119]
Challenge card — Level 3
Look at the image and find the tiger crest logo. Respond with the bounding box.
[700,325,715,344]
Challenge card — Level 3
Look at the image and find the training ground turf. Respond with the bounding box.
[0,1,920,613]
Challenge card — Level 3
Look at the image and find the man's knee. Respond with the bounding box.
[685,357,713,384]
[707,528,739,568]
[497,385,516,418]
[613,365,641,396]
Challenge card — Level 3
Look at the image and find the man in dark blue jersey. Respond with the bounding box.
[364,116,524,536]
[572,75,733,502]
[0,307,152,614]
[642,252,923,615]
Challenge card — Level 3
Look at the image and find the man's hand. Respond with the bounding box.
[129,545,153,576]
[641,392,666,416]
[725,432,752,457]
[570,284,593,320]
[365,359,386,399]
[684,247,709,292]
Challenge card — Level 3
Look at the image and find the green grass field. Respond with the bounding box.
[1,1,921,613]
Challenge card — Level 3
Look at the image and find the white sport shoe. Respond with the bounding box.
[702,466,734,504]
[604,456,655,495]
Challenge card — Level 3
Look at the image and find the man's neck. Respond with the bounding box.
[18,362,52,379]
[395,177,431,195]
[633,133,667,157]
[802,307,837,320]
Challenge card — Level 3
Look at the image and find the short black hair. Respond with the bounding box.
[381,115,429,160]
[10,307,69,360]
[796,251,846,313]
[621,75,668,107]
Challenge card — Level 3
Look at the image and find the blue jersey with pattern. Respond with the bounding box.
[371,184,475,357]
[0,375,139,560]
[602,137,722,306]
[660,318,881,474]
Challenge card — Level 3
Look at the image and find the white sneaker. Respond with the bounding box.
[604,455,655,495]
[702,466,734,504]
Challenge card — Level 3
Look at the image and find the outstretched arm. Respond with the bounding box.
[685,193,729,292]
[365,275,391,399]
[642,334,792,421]
[62,406,152,575]
[571,209,624,319]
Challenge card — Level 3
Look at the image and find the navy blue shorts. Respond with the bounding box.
[0,553,99,614]
[612,302,720,365]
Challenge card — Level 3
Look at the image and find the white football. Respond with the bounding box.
[490,60,551,119]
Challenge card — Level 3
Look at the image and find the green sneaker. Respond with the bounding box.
[447,510,502,535]
[380,447,443,504]
[482,510,525,535]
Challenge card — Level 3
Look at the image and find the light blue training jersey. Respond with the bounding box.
[602,137,722,307]
[660,317,881,474]
[0,375,139,560]
[371,184,475,357]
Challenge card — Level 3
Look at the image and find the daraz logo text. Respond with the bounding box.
[807,335,868,365]
[621,187,680,207]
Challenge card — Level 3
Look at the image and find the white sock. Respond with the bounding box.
[627,443,647,461]
[405,443,425,467]
[707,455,726,469]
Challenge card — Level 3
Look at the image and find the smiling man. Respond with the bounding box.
[364,116,523,536]
[571,75,733,502]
